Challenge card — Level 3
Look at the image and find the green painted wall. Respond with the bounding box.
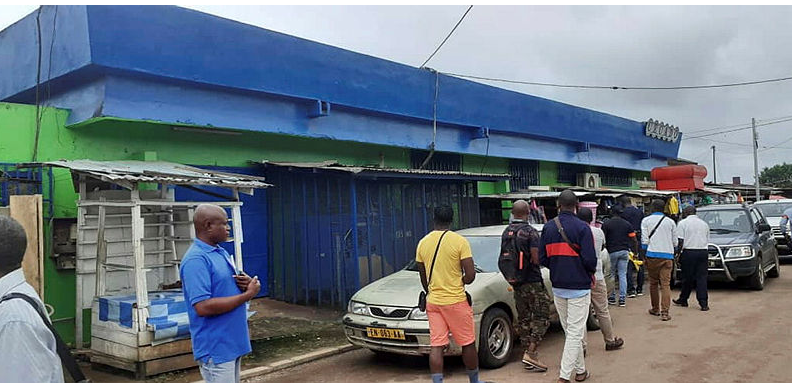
[462,154,510,195]
[0,104,415,345]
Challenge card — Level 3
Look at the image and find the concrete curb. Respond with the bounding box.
[191,344,359,383]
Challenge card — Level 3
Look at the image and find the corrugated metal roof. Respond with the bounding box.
[32,160,271,189]
[259,160,510,180]
[479,191,593,200]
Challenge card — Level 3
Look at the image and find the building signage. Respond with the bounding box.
[644,119,679,142]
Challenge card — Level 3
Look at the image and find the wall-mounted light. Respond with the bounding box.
[171,126,242,136]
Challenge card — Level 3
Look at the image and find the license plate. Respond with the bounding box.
[709,261,717,268]
[366,327,405,340]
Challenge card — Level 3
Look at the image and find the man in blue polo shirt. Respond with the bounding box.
[181,204,260,383]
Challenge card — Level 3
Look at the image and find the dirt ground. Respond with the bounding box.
[251,265,792,383]
[84,298,347,383]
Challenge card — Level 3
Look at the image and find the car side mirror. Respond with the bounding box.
[757,223,771,232]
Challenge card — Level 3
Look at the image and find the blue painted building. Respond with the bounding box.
[1,5,680,314]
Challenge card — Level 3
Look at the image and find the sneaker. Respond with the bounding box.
[608,297,617,305]
[605,337,624,351]
[637,291,644,296]
[618,299,626,307]
[672,299,688,307]
[628,292,637,298]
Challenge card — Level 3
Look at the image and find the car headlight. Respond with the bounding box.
[348,301,369,316]
[724,246,753,259]
[409,307,428,320]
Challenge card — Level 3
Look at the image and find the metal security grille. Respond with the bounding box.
[557,163,588,185]
[597,167,633,187]
[509,160,539,191]
[410,150,461,172]
[266,167,480,309]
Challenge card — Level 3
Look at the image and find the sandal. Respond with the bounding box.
[605,337,624,351]
[660,313,671,321]
[575,370,591,382]
[648,309,660,316]
[522,351,548,372]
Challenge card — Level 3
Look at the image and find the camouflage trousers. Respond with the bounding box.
[513,281,551,347]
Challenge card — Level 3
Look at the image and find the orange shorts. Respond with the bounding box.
[426,300,475,347]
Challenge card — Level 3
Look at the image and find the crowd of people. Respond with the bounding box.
[415,190,713,383]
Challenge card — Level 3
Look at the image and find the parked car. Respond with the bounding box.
[678,204,781,290]
[752,199,792,258]
[343,224,612,369]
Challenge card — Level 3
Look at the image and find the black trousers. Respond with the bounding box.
[678,249,709,306]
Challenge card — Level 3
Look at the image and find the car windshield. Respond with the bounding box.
[403,235,501,273]
[754,203,792,217]
[699,209,752,233]
[465,236,501,273]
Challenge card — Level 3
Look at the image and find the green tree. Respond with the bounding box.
[759,163,792,187]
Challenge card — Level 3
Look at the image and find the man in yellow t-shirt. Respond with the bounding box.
[416,206,488,383]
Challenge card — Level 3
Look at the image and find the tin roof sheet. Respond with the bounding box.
[32,160,271,189]
[259,161,510,180]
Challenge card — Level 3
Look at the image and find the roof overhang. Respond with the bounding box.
[27,160,272,192]
[258,160,509,181]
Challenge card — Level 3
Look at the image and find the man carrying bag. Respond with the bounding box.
[0,216,89,383]
[640,199,679,322]
[498,200,550,372]
[416,206,489,383]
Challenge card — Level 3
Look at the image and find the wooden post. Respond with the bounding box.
[76,176,86,349]
[231,189,244,273]
[94,199,108,297]
[130,186,149,328]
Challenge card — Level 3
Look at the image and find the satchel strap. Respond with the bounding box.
[0,293,90,383]
[552,216,580,254]
[427,230,449,285]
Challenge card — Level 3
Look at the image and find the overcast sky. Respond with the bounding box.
[3,5,792,183]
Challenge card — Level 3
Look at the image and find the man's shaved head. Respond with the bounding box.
[558,189,578,211]
[512,200,530,220]
[194,204,229,245]
[0,216,27,276]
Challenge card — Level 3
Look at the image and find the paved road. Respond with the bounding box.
[250,265,792,383]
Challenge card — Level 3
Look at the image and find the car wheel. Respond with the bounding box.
[477,308,513,369]
[747,260,766,290]
[586,308,601,331]
[767,253,781,278]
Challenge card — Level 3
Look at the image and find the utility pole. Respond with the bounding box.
[711,145,717,183]
[752,118,760,201]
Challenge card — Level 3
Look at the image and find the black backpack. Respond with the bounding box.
[498,222,534,285]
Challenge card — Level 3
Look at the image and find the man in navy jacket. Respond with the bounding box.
[539,190,597,383]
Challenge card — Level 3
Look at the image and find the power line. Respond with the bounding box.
[420,5,473,68]
[443,71,792,91]
[684,116,792,139]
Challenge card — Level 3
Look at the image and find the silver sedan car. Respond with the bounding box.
[343,224,612,369]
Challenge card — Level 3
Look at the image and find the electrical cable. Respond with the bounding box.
[420,5,473,68]
[419,70,440,169]
[31,6,43,162]
[684,117,792,139]
[443,71,792,91]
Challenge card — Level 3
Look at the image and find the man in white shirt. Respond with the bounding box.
[673,206,711,311]
[640,199,678,321]
[0,216,64,383]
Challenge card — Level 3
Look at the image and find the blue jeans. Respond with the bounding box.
[199,357,241,383]
[609,250,629,301]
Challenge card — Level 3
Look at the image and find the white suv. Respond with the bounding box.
[753,199,792,257]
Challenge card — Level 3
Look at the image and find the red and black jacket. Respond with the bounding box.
[538,211,598,290]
